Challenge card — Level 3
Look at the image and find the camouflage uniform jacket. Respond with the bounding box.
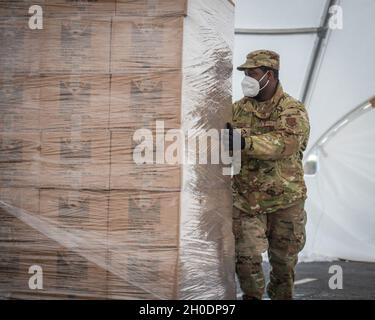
[232,83,310,214]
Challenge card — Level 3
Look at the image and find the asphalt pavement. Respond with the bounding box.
[236,261,375,300]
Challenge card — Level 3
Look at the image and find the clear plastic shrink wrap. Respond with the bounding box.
[0,0,235,299]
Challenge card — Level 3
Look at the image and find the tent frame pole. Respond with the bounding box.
[301,0,339,104]
[235,27,321,35]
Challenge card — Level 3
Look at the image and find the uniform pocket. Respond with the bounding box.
[268,201,307,255]
[292,207,307,252]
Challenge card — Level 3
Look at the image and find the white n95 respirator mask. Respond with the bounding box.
[241,71,269,98]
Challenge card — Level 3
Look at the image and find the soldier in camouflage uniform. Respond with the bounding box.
[229,50,310,300]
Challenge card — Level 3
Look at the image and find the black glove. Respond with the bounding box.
[226,122,245,152]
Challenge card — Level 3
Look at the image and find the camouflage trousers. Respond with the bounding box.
[233,200,307,300]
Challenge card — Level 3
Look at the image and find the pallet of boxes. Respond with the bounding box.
[0,0,235,299]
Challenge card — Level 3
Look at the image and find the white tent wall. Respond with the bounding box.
[233,0,326,101]
[306,0,375,148]
[233,0,375,262]
[303,103,375,262]
[302,0,375,262]
[235,0,327,29]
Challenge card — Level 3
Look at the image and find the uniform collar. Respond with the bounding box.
[243,82,284,119]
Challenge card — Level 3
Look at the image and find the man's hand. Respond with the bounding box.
[224,122,245,152]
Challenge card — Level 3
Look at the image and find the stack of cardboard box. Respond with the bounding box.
[0,0,235,299]
[0,0,187,299]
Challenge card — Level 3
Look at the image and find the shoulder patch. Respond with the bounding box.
[285,117,297,128]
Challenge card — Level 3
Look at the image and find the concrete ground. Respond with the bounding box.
[236,261,375,300]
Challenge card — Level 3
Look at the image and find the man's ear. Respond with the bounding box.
[269,70,275,81]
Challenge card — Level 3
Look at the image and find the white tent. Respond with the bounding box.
[233,0,375,262]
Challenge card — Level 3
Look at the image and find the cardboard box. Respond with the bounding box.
[0,132,40,162]
[40,130,110,189]
[0,75,41,131]
[108,190,179,246]
[0,215,58,252]
[39,189,109,233]
[116,0,187,17]
[106,247,178,299]
[109,71,181,130]
[44,0,116,18]
[0,187,109,299]
[0,0,115,18]
[0,18,42,74]
[0,187,41,243]
[0,132,40,188]
[0,111,40,133]
[111,16,183,74]
[0,1,27,18]
[38,17,111,74]
[0,161,40,188]
[106,190,180,299]
[0,246,108,299]
[39,74,110,130]
[110,129,181,191]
